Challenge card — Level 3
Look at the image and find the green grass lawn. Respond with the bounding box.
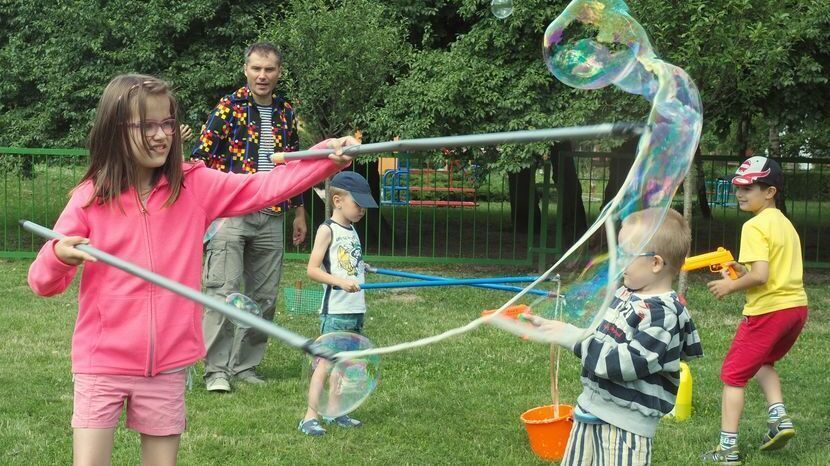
[1,260,829,465]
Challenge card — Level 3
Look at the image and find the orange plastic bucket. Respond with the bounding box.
[520,404,574,461]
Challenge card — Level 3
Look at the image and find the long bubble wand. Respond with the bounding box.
[20,220,339,361]
[272,123,644,162]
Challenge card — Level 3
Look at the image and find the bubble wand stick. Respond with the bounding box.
[272,123,644,162]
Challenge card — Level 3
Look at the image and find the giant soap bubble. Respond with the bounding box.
[307,332,381,418]
[336,0,701,377]
[491,0,701,340]
[491,0,514,19]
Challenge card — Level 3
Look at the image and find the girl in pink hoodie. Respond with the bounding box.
[27,74,354,465]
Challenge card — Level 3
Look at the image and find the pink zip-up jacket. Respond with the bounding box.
[28,148,343,376]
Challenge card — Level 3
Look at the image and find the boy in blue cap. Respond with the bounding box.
[298,171,378,436]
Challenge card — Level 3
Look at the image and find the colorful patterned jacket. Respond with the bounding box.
[191,86,303,213]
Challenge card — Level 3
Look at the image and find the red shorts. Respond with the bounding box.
[72,371,187,436]
[721,306,808,387]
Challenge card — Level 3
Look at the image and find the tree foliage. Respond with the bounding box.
[0,0,286,147]
[368,1,605,171]
[265,0,409,142]
[1,0,827,160]
[632,0,830,157]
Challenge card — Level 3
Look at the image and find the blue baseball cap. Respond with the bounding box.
[330,171,378,208]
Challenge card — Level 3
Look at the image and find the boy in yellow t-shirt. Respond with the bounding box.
[702,156,809,464]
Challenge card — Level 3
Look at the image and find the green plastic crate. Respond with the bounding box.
[283,283,324,315]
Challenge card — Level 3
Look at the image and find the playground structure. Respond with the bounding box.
[380,155,479,208]
[705,178,736,206]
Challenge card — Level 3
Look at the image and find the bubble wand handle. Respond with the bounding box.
[21,220,337,361]
[272,123,645,162]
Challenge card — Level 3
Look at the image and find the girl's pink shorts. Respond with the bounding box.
[72,371,186,436]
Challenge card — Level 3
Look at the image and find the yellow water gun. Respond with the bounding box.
[682,247,738,279]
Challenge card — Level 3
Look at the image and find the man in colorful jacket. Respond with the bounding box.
[192,42,307,392]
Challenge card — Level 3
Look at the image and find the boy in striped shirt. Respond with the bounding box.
[528,208,703,465]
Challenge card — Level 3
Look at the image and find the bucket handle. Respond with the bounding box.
[550,344,562,418]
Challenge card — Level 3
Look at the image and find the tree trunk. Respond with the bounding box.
[21,155,34,179]
[768,117,788,215]
[601,137,638,208]
[768,118,781,159]
[736,114,750,159]
[694,146,712,218]
[678,154,694,297]
[508,164,541,235]
[549,142,588,248]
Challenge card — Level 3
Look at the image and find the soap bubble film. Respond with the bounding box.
[225,293,262,329]
[491,0,514,19]
[308,332,381,418]
[495,0,702,339]
[331,0,702,372]
[203,218,226,244]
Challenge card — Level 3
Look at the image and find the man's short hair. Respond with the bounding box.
[245,42,282,65]
[623,208,691,275]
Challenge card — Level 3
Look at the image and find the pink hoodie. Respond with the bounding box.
[28,150,343,376]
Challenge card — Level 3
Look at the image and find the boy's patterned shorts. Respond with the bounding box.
[319,313,364,335]
[563,420,652,466]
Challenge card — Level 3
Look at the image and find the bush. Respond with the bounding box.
[782,171,830,201]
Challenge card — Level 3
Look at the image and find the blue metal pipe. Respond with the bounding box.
[364,266,554,297]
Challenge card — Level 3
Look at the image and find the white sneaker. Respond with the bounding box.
[206,377,231,392]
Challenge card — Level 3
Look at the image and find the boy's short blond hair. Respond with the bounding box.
[329,186,350,203]
[623,208,691,275]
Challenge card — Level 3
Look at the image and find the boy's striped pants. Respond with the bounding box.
[562,420,653,466]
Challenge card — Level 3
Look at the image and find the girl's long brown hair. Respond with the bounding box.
[81,74,184,208]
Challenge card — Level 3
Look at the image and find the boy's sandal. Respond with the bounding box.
[700,445,742,464]
[298,418,326,436]
[760,416,795,451]
[324,414,363,428]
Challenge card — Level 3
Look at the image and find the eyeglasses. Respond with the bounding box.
[616,247,658,261]
[125,118,176,136]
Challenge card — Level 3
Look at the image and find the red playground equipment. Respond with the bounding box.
[380,156,479,208]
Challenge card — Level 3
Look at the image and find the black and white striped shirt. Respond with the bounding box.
[256,105,279,216]
[257,105,276,173]
[565,286,703,438]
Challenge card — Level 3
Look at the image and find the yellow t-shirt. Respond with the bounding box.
[738,208,808,316]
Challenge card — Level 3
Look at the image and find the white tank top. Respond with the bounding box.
[320,219,366,315]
